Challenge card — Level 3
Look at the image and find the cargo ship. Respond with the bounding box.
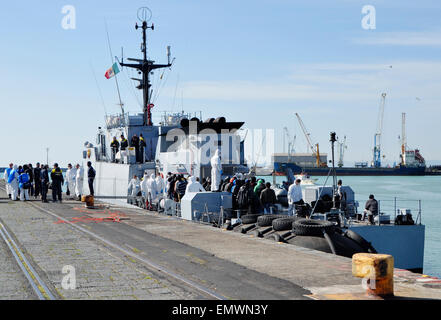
[273,160,426,176]
[273,145,427,176]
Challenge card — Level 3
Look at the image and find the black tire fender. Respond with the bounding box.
[240,214,262,224]
[272,217,299,231]
[257,214,287,227]
[292,219,335,236]
[344,229,377,253]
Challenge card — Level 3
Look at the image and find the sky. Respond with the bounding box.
[1,0,441,167]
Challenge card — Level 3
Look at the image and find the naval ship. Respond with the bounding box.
[81,11,248,199]
[77,10,426,274]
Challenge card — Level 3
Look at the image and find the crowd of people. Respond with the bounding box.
[4,159,379,224]
[3,161,96,203]
[133,172,281,216]
[110,133,147,164]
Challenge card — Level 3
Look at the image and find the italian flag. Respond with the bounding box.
[105,62,120,79]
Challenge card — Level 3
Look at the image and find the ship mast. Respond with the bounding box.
[119,8,172,126]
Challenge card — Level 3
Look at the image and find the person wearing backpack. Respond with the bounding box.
[237,179,257,215]
[18,165,31,201]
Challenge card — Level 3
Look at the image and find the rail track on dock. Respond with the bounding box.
[0,220,56,300]
[25,201,226,300]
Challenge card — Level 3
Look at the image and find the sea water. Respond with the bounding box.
[267,175,441,278]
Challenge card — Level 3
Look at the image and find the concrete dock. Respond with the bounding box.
[1,181,441,300]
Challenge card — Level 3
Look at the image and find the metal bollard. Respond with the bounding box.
[352,253,394,297]
[81,195,94,208]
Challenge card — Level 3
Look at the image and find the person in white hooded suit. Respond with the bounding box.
[147,174,158,203]
[155,173,165,197]
[127,175,141,197]
[141,172,149,196]
[210,149,222,192]
[185,176,205,193]
[141,173,157,209]
[75,164,84,201]
[65,163,77,199]
[8,165,19,201]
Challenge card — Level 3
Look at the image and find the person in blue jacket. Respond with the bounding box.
[3,163,13,199]
[18,165,31,201]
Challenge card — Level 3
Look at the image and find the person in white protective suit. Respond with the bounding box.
[210,149,222,192]
[146,174,158,205]
[155,173,165,197]
[287,178,304,216]
[8,165,19,201]
[74,164,84,201]
[140,171,149,198]
[3,163,13,198]
[127,175,141,198]
[185,176,205,193]
[65,163,77,199]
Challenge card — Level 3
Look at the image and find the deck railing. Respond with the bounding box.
[350,198,422,226]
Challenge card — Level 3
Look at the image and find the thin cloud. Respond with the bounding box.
[165,61,441,103]
[353,31,441,46]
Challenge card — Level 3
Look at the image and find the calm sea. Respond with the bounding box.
[268,175,441,278]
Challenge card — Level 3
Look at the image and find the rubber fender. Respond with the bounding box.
[241,214,262,224]
[180,118,189,127]
[272,217,299,231]
[281,231,292,239]
[323,231,337,255]
[344,229,377,253]
[257,214,287,227]
[292,219,335,236]
[260,226,274,235]
[240,224,256,234]
[230,221,241,230]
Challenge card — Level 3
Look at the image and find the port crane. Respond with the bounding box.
[283,127,296,162]
[337,135,347,167]
[372,93,387,168]
[295,113,327,167]
[401,112,406,165]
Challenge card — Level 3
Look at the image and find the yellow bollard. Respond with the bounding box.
[352,253,394,297]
